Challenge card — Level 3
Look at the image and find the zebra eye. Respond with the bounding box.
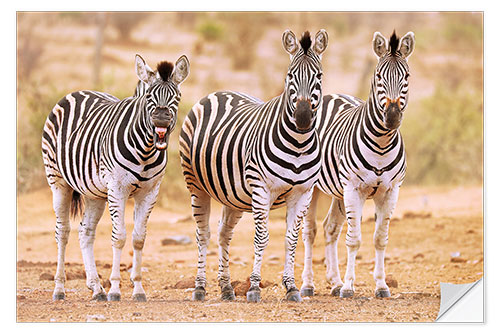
[146,93,152,99]
[287,73,293,81]
[404,73,410,80]
[316,73,323,80]
[376,73,382,81]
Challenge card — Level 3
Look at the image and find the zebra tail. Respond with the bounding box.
[70,191,84,220]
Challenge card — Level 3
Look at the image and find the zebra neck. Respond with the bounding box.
[129,97,157,156]
[276,97,317,154]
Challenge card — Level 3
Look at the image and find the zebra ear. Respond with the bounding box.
[372,32,388,58]
[313,29,328,56]
[399,31,415,59]
[172,55,190,86]
[282,30,298,57]
[135,54,156,85]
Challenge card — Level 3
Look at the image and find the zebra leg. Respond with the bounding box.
[340,187,365,298]
[50,183,73,300]
[300,187,319,297]
[130,183,161,302]
[191,189,211,301]
[282,189,313,302]
[217,206,243,301]
[78,197,107,301]
[107,191,129,301]
[372,186,400,298]
[324,197,346,296]
[247,187,272,303]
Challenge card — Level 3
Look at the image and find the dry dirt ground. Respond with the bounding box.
[16,185,483,322]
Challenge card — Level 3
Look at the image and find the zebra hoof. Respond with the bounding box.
[221,286,236,301]
[246,287,261,303]
[300,287,314,297]
[192,287,206,301]
[331,286,342,297]
[339,289,354,298]
[132,293,147,302]
[107,293,121,301]
[286,288,302,302]
[92,292,107,301]
[52,292,65,301]
[375,288,391,298]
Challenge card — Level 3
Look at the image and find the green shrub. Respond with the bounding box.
[402,83,483,185]
[196,20,224,42]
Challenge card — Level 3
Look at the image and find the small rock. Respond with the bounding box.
[232,280,250,296]
[413,253,424,260]
[132,312,141,317]
[355,254,363,260]
[403,211,432,219]
[86,314,106,322]
[161,235,192,246]
[451,257,467,263]
[39,273,54,281]
[172,277,195,289]
[385,275,398,288]
[102,279,111,289]
[17,294,26,300]
[66,270,86,280]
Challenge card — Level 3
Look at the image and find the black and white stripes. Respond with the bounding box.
[179,30,328,302]
[300,31,415,299]
[42,54,189,301]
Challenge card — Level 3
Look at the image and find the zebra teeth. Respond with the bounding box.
[155,141,167,150]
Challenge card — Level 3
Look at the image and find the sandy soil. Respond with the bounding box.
[16,185,483,322]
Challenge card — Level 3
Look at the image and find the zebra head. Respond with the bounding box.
[282,29,328,133]
[372,31,415,130]
[135,54,190,150]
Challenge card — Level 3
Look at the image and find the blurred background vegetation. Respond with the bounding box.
[17,12,483,213]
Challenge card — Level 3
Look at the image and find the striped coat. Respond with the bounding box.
[41,54,189,301]
[300,31,415,299]
[180,30,328,303]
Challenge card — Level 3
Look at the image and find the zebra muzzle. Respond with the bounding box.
[384,102,402,130]
[294,99,313,132]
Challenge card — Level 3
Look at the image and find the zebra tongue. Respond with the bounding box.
[155,127,167,139]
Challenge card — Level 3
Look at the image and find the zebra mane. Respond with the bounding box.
[299,31,312,54]
[157,61,174,81]
[389,30,400,56]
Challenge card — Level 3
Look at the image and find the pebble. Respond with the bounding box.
[39,272,54,281]
[161,235,192,245]
[86,314,106,322]
[172,277,195,289]
[385,275,398,288]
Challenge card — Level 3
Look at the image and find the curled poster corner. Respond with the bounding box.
[435,278,483,322]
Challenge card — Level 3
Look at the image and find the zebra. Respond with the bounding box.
[299,31,415,298]
[134,79,149,97]
[41,54,190,301]
[179,30,328,303]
